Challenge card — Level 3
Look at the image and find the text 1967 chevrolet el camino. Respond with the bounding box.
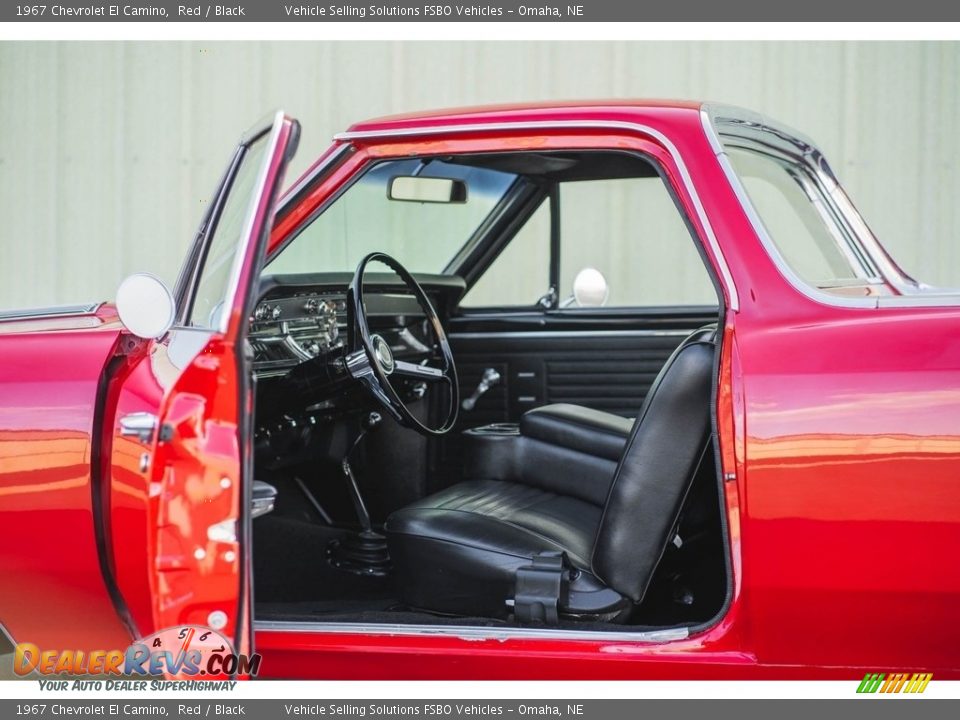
[0,102,957,679]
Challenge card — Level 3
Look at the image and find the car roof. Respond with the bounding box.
[344,99,705,135]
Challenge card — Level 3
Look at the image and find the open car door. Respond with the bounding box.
[103,112,299,665]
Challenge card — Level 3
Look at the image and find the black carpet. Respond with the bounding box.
[253,515,397,610]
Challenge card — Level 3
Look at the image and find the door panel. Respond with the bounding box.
[106,112,299,659]
[149,334,244,641]
[450,307,717,426]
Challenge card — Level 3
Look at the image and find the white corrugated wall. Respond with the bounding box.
[1,41,957,310]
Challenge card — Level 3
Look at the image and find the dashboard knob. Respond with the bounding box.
[254,304,270,321]
[304,298,319,314]
[271,305,282,320]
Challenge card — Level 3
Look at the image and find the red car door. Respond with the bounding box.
[101,112,299,660]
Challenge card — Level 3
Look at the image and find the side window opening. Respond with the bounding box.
[460,202,551,307]
[459,153,719,311]
[558,176,717,308]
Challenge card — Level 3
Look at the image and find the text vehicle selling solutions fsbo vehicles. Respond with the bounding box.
[0,101,958,679]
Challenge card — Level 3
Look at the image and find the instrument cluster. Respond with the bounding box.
[249,291,348,377]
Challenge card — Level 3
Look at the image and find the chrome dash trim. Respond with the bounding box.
[335,119,739,312]
[255,620,690,644]
[0,302,102,322]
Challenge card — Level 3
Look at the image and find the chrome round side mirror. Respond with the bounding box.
[572,267,609,308]
[115,273,175,340]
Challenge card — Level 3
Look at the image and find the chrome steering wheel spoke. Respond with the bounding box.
[393,360,445,382]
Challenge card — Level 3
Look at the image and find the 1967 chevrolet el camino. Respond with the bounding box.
[0,101,958,680]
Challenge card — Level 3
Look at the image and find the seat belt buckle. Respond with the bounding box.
[510,551,570,624]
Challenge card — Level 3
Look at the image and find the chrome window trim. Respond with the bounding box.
[701,104,960,309]
[789,165,877,280]
[334,120,740,312]
[719,138,882,284]
[255,619,689,644]
[0,302,101,322]
[218,110,288,335]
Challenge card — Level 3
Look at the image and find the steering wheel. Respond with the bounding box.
[345,252,459,436]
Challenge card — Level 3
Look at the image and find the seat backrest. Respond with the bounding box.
[591,325,717,603]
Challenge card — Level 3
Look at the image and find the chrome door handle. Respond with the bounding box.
[462,368,501,411]
[119,412,158,443]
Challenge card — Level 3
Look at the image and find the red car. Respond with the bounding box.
[1,102,958,680]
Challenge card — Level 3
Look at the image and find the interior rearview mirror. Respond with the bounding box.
[389,176,467,204]
[115,272,175,340]
[572,267,609,308]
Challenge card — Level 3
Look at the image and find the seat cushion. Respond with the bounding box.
[385,480,602,617]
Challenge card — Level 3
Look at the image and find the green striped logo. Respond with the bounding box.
[857,672,932,694]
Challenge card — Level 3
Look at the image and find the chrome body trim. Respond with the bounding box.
[334,120,740,312]
[119,412,158,444]
[449,329,692,340]
[0,302,101,322]
[700,104,960,309]
[254,619,690,644]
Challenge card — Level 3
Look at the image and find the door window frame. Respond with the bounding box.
[254,128,736,647]
[171,114,291,335]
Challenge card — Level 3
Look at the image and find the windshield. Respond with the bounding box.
[266,158,520,275]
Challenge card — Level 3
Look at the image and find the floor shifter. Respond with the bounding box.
[327,412,392,576]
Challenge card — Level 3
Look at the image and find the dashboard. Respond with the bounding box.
[250,290,347,378]
[249,273,466,454]
[251,272,466,381]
